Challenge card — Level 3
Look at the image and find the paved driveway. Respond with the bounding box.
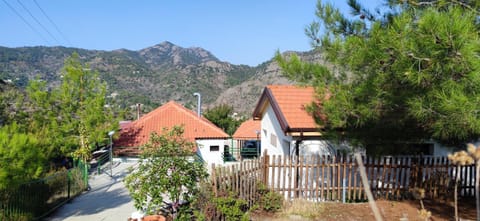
[47,161,138,221]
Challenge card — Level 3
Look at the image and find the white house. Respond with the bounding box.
[251,85,455,157]
[115,101,230,167]
[251,85,337,157]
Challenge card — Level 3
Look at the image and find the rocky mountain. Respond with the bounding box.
[212,50,326,114]
[0,42,323,118]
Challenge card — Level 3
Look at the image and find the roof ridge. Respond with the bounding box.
[267,84,314,89]
[253,85,318,133]
[133,100,175,124]
[135,100,227,137]
[176,103,230,137]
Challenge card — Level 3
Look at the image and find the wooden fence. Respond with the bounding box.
[210,157,263,207]
[210,153,476,204]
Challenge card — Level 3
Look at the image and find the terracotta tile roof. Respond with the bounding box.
[115,101,229,149]
[232,119,261,140]
[252,85,318,133]
[119,121,132,130]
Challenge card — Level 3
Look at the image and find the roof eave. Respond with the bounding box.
[252,87,290,133]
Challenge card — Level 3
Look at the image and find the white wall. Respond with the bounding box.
[298,140,338,156]
[196,139,229,167]
[259,101,461,158]
[260,105,292,156]
[260,104,355,157]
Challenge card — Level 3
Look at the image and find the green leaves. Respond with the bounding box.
[25,53,117,160]
[0,53,116,188]
[203,104,243,136]
[0,123,45,189]
[125,126,208,215]
[279,1,480,147]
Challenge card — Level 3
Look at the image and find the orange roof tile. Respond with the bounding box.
[252,85,318,133]
[232,119,261,140]
[115,101,229,148]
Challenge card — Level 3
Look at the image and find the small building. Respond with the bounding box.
[115,101,230,166]
[252,85,341,157]
[231,119,261,161]
[252,85,456,157]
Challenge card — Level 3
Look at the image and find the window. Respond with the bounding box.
[270,133,277,147]
[210,145,219,152]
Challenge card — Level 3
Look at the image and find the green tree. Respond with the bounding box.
[203,104,244,135]
[57,54,116,162]
[0,53,115,189]
[277,0,480,150]
[124,126,208,218]
[25,78,61,158]
[0,123,45,189]
[0,81,27,127]
[26,53,117,161]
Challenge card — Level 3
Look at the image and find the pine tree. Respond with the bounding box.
[203,104,244,135]
[277,1,480,150]
[0,123,45,188]
[26,53,117,161]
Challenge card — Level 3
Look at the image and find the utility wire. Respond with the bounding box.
[1,0,50,44]
[33,0,72,46]
[16,0,60,45]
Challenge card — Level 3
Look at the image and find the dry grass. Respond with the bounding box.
[280,199,326,219]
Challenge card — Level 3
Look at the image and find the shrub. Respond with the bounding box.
[256,183,283,212]
[192,183,251,221]
[124,126,208,216]
[213,192,250,221]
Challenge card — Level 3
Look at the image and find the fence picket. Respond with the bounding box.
[327,156,332,201]
[287,156,292,201]
[209,153,476,206]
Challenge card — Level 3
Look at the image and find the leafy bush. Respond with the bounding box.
[192,183,251,221]
[256,183,283,212]
[124,126,208,216]
[190,182,216,220]
[213,192,250,221]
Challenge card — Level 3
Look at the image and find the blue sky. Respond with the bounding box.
[0,0,379,66]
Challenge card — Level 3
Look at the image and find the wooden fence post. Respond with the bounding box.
[211,163,217,197]
[262,150,269,185]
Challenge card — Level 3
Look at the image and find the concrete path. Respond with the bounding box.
[47,161,138,221]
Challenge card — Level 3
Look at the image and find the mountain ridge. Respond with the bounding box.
[0,42,322,117]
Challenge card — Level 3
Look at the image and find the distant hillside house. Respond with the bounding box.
[115,101,230,166]
[252,85,454,157]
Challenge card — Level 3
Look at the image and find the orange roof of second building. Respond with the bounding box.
[116,101,229,148]
[253,85,318,133]
[232,119,261,140]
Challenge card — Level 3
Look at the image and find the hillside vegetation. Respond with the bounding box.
[0,42,323,117]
